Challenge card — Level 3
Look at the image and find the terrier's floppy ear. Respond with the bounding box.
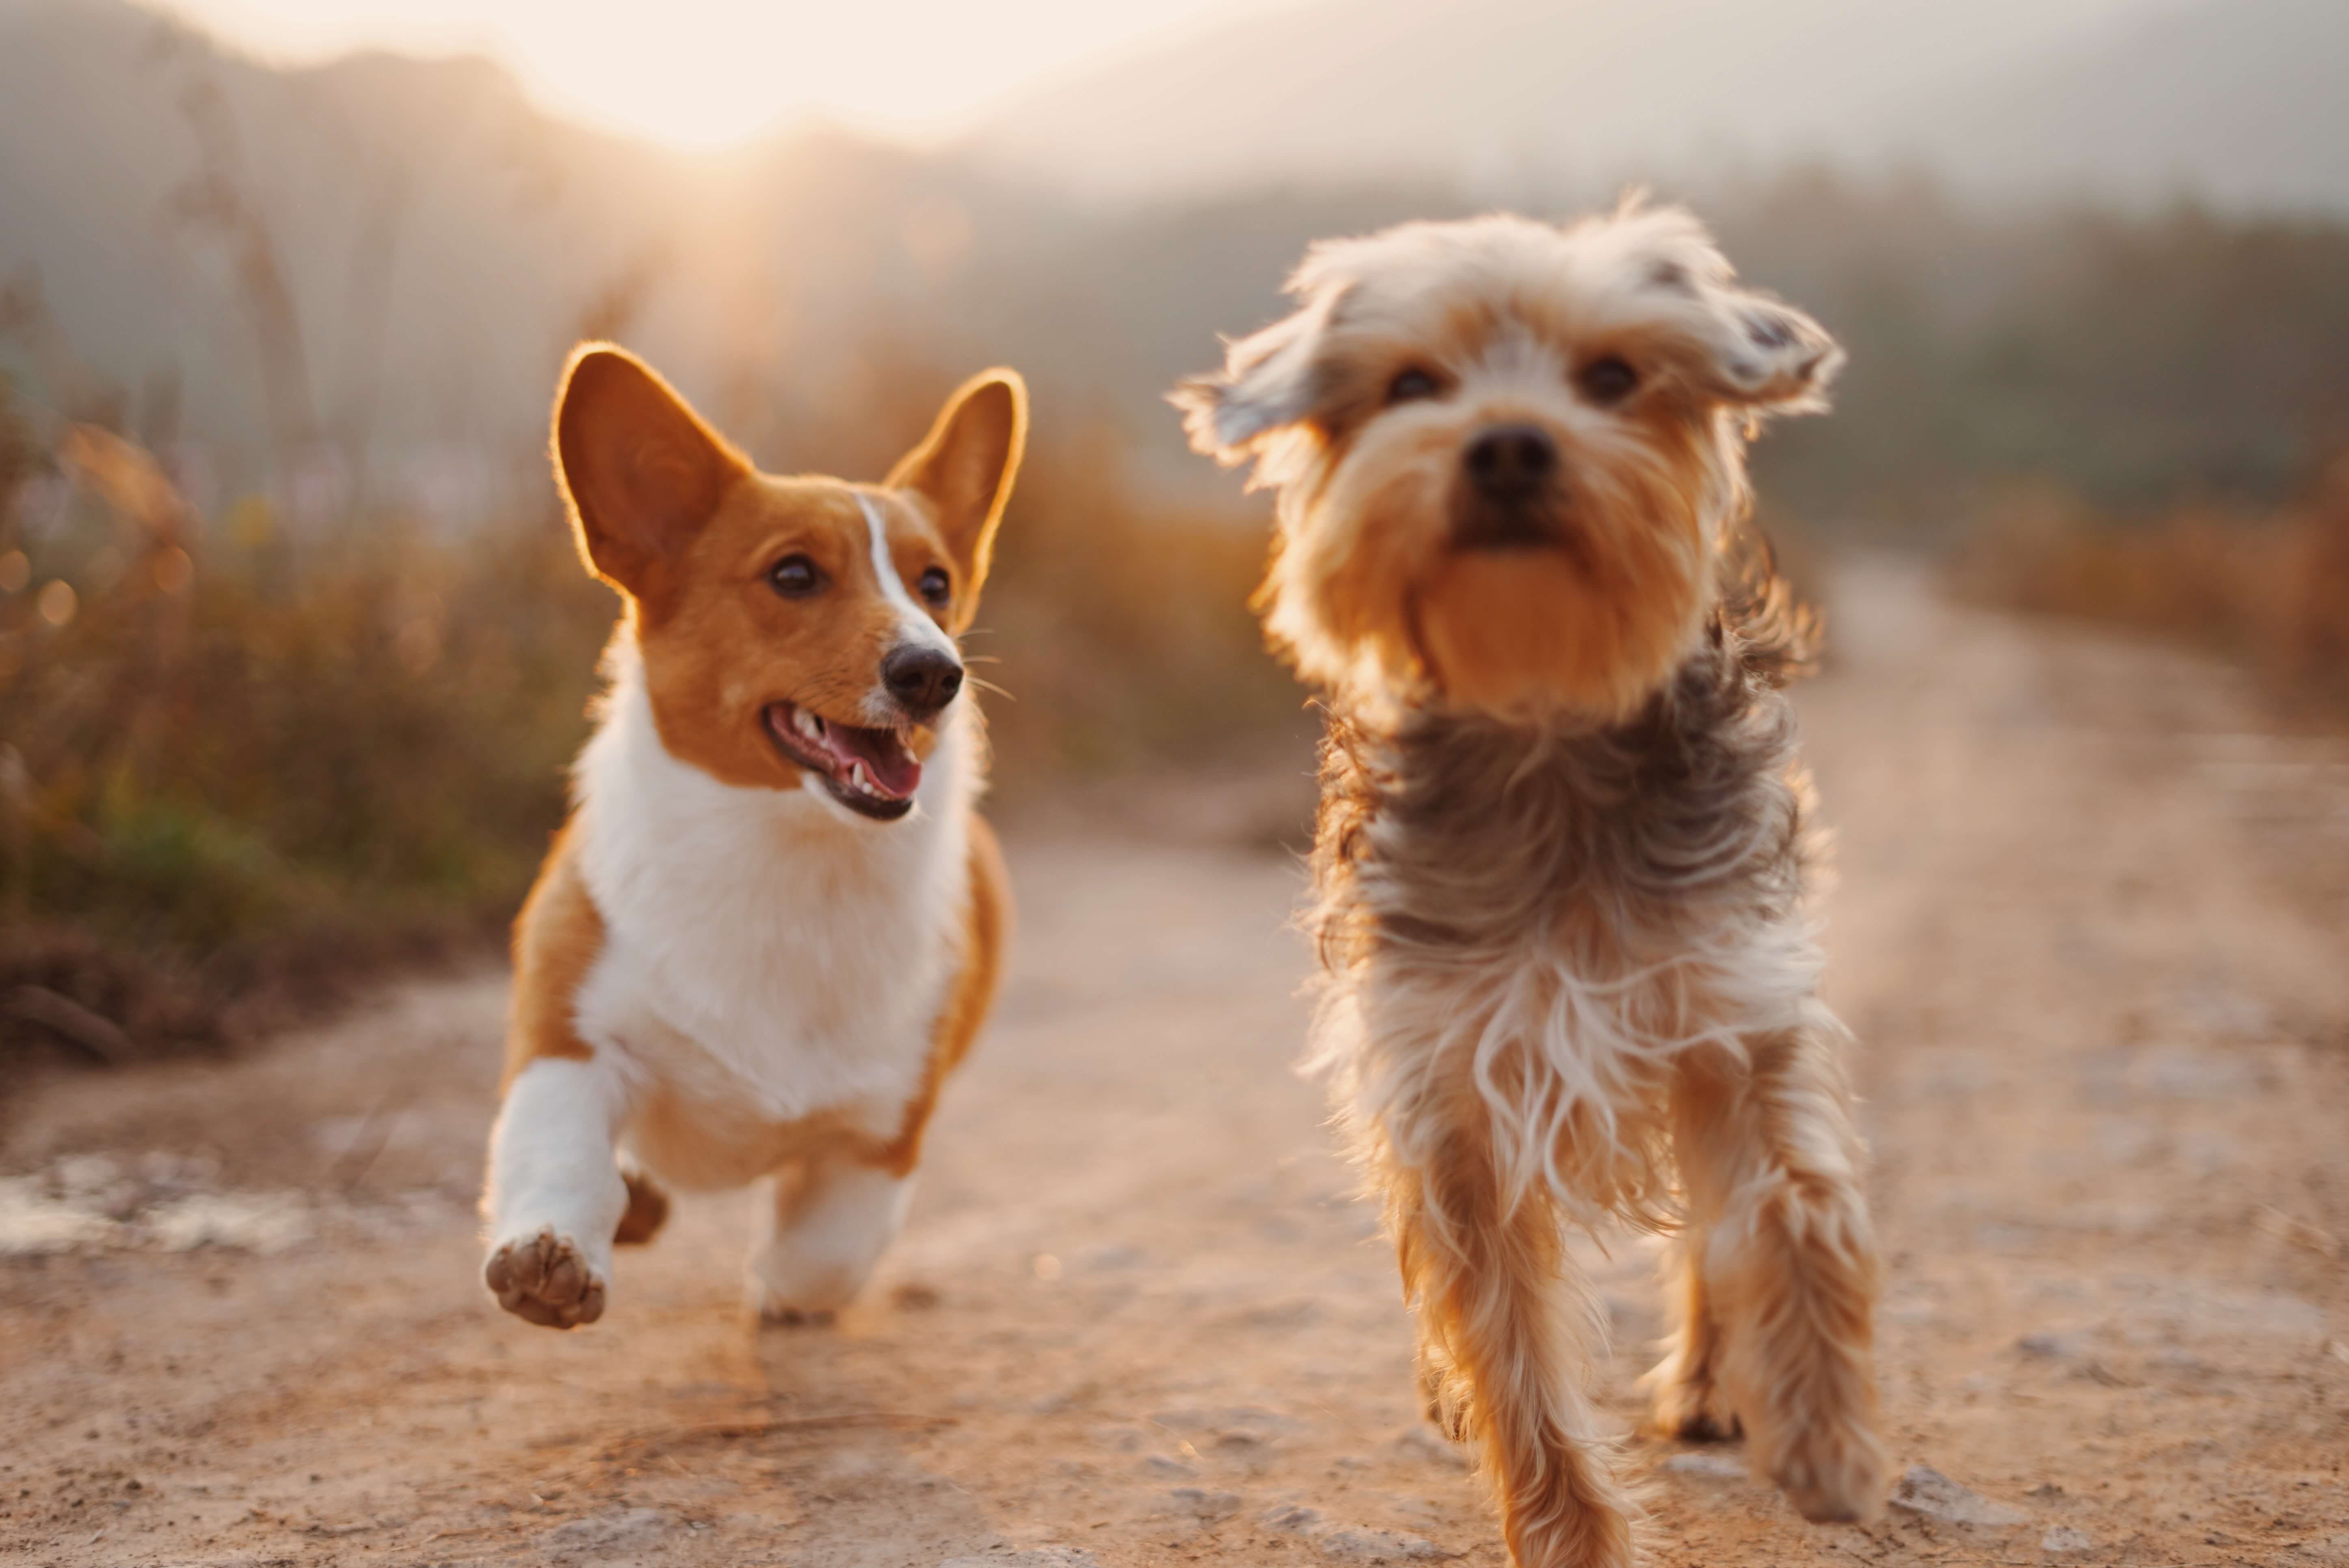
[1605,204,1843,414]
[553,344,750,597]
[1683,288,1843,412]
[886,369,1027,603]
[1171,287,1342,465]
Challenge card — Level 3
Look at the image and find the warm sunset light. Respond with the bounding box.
[154,0,1267,148]
[7,0,2341,1561]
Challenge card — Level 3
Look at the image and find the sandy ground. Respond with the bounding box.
[3,561,2347,1568]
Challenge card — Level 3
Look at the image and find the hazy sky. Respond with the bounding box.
[151,0,1275,148]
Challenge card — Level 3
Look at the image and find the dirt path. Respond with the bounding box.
[4,562,2347,1568]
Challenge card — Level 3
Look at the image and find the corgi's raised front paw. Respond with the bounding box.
[486,1226,608,1329]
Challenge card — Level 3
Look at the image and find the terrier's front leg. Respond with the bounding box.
[1381,1119,1635,1568]
[748,1157,914,1324]
[1645,1223,1739,1443]
[1668,1021,1888,1523]
[483,1055,630,1329]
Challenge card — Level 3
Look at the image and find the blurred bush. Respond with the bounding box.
[0,390,616,1064]
[1953,455,2349,708]
[0,367,1295,1067]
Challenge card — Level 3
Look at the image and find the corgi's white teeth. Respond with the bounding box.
[793,708,824,742]
[850,761,874,795]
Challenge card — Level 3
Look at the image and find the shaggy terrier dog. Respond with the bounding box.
[1174,204,1887,1567]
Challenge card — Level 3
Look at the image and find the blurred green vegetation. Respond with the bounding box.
[0,368,1285,1065]
[7,158,2349,1064]
[1954,455,2349,714]
[1732,187,2349,520]
[0,389,603,1058]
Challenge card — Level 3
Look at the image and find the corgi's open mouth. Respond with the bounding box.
[764,703,921,822]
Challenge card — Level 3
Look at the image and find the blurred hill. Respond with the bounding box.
[4,0,2349,1053]
[0,0,1103,503]
[0,0,669,481]
[974,0,2349,214]
[2,0,2347,523]
[1885,0,2349,215]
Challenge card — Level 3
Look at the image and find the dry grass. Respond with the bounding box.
[0,462,615,1064]
[1953,456,2349,710]
[979,423,1296,781]
[0,373,1293,1068]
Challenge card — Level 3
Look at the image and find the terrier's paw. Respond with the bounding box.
[485,1227,608,1330]
[1766,1423,1888,1524]
[1648,1364,1740,1444]
[1415,1354,1474,1443]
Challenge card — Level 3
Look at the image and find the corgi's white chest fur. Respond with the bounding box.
[569,642,973,1155]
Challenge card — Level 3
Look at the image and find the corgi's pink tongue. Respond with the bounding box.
[822,724,921,800]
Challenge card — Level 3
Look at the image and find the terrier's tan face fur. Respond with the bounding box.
[1176,205,1841,720]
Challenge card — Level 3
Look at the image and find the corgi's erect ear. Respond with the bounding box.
[887,368,1027,603]
[552,343,749,596]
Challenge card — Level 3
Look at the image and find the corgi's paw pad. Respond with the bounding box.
[486,1227,607,1330]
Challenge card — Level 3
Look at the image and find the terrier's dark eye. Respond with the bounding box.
[1386,368,1441,404]
[1579,356,1639,405]
[769,554,823,598]
[917,566,951,607]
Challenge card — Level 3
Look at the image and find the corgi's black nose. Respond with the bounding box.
[882,645,963,718]
[1464,424,1557,498]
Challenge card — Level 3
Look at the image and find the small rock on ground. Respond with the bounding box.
[1393,1426,1472,1470]
[1889,1465,2028,1528]
[538,1507,675,1559]
[2041,1525,2096,1554]
[1662,1451,1748,1481]
[1316,1525,1445,1562]
[1261,1504,1326,1532]
[1258,1503,1444,1562]
[1169,1487,1243,1520]
[939,1552,1099,1568]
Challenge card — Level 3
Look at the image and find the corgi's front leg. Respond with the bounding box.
[749,1156,915,1324]
[484,1053,630,1329]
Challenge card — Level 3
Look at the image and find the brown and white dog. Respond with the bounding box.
[481,345,1023,1330]
[1176,205,1886,1566]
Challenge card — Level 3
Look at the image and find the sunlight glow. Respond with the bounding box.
[154,0,1268,149]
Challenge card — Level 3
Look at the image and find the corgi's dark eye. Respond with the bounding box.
[1579,356,1639,405]
[1387,368,1441,405]
[917,566,952,607]
[769,554,823,598]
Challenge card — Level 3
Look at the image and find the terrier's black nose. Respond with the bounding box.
[1464,425,1557,497]
[882,644,963,717]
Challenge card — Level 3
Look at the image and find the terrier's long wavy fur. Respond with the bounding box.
[1175,204,1888,1567]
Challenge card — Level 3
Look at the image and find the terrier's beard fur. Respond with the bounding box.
[1257,403,1741,720]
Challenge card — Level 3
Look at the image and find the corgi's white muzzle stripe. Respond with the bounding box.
[859,493,960,662]
[856,492,960,731]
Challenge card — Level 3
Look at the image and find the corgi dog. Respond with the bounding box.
[481,344,1025,1329]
